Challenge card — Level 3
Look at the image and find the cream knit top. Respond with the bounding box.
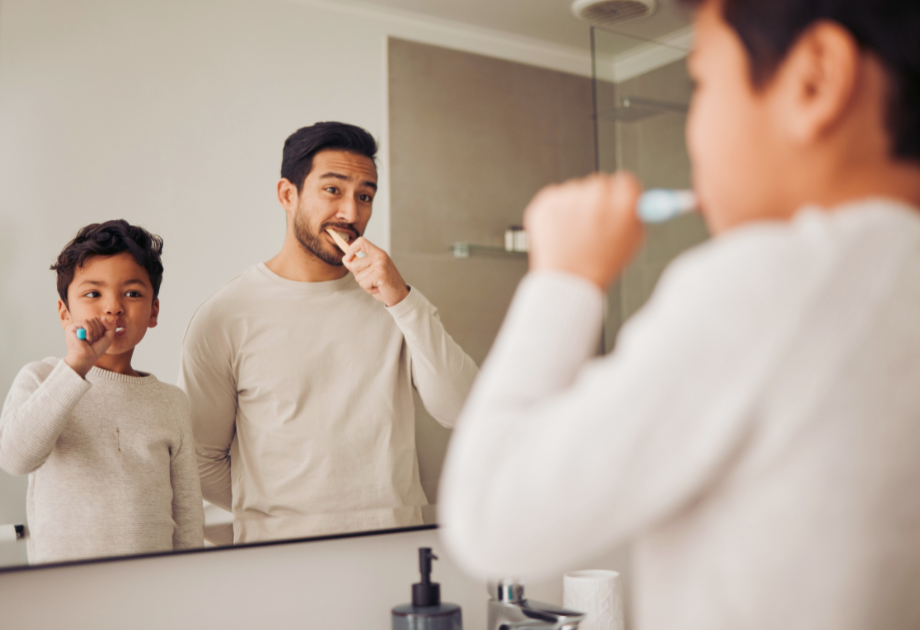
[442,199,920,630]
[179,264,479,543]
[0,358,204,564]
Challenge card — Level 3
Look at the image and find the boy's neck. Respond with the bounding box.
[94,349,140,377]
[808,159,920,213]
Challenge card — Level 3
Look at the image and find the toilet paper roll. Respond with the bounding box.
[0,524,20,544]
[563,570,624,630]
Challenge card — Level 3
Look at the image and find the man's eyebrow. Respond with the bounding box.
[319,171,378,192]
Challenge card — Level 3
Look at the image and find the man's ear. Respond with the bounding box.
[775,20,859,146]
[277,178,299,215]
[148,298,159,329]
[58,299,71,329]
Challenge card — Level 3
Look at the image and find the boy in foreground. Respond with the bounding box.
[441,0,920,628]
[0,220,203,564]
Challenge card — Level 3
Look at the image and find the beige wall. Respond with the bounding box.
[387,38,596,504]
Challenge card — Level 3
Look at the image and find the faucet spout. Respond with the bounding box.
[487,579,585,630]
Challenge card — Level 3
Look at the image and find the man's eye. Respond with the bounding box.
[360,194,373,203]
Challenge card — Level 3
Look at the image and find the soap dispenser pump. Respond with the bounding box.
[392,547,462,630]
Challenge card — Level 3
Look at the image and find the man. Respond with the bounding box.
[441,0,920,628]
[180,122,477,543]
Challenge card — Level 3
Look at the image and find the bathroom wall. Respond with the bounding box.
[387,38,596,504]
[0,0,590,550]
[0,526,631,629]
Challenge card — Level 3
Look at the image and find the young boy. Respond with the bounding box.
[0,220,203,564]
[441,0,920,629]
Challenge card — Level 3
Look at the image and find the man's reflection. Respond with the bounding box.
[179,122,478,543]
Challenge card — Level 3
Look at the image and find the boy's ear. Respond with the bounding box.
[58,300,71,329]
[777,20,859,146]
[148,298,160,329]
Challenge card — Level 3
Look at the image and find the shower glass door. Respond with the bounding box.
[592,26,709,350]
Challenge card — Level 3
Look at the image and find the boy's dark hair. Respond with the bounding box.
[682,0,920,162]
[280,121,378,193]
[51,220,164,307]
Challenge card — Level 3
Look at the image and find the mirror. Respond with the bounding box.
[0,0,696,568]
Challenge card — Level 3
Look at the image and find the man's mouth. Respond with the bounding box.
[325,227,356,253]
[327,228,355,243]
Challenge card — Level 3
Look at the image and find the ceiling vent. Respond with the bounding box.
[571,0,658,28]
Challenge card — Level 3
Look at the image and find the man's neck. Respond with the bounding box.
[265,233,349,283]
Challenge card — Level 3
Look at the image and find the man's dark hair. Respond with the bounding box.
[280,121,378,193]
[682,0,920,162]
[51,220,165,307]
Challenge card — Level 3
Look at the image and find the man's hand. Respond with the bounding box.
[63,317,116,378]
[524,172,645,291]
[343,237,411,307]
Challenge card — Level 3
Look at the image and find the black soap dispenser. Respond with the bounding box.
[392,547,462,630]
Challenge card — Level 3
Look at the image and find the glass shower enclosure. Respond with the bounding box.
[591,25,709,350]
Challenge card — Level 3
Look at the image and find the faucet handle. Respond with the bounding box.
[488,578,525,603]
[487,578,586,629]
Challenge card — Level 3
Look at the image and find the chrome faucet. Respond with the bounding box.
[488,579,585,630]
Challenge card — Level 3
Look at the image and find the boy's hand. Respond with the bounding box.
[525,172,646,291]
[342,237,411,307]
[63,317,116,378]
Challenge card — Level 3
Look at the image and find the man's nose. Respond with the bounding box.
[336,197,359,223]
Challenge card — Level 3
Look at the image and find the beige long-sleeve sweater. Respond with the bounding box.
[0,358,204,564]
[441,199,920,630]
[178,263,478,543]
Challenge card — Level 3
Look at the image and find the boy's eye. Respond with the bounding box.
[125,291,143,298]
[324,186,339,194]
[83,291,100,298]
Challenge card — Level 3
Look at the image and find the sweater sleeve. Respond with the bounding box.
[0,360,91,476]
[177,304,237,512]
[167,389,205,550]
[386,287,479,429]
[440,243,794,580]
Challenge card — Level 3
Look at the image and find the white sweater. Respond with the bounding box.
[179,263,478,542]
[0,359,204,564]
[441,199,920,630]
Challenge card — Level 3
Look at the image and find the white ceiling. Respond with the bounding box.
[332,0,694,52]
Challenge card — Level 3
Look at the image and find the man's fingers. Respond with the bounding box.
[356,272,381,293]
[344,253,374,274]
[354,266,382,287]
[343,237,378,263]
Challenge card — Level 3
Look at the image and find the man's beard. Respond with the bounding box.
[293,211,347,266]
